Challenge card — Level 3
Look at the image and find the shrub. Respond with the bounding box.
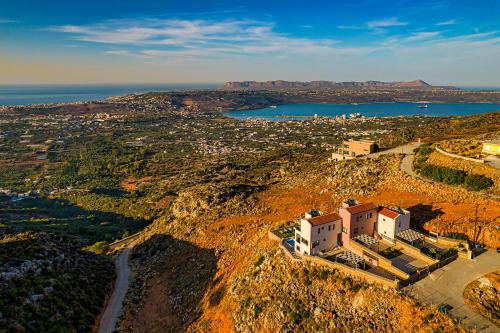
[420,165,466,185]
[464,174,494,191]
[85,241,109,255]
[254,255,265,267]
[418,145,433,156]
[445,233,467,240]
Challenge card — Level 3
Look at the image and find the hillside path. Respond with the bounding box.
[98,247,131,333]
[363,142,422,178]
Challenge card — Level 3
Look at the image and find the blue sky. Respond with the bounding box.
[1,0,499,85]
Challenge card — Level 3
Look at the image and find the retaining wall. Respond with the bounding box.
[349,240,410,280]
[435,146,484,164]
[268,230,282,242]
[394,239,438,265]
[303,255,399,290]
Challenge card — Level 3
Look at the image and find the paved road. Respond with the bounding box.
[98,247,131,333]
[364,142,422,178]
[402,250,500,332]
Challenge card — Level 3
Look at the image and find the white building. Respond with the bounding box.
[376,207,411,243]
[294,209,342,255]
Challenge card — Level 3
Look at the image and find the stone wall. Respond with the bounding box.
[303,255,399,290]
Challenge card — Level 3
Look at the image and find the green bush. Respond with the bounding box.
[420,165,466,185]
[464,174,494,191]
[445,233,467,240]
[417,145,433,156]
[85,241,109,254]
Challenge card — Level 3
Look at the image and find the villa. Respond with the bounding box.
[294,209,342,255]
[339,199,379,247]
[329,139,379,161]
[272,199,468,289]
[377,206,411,243]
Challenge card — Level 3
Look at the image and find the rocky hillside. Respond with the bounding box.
[463,271,499,326]
[224,80,434,90]
[116,153,498,332]
[0,232,114,332]
[231,249,464,332]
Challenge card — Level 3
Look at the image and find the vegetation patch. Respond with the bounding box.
[379,247,403,259]
[0,232,114,332]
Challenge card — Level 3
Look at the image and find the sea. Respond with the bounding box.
[0,83,220,106]
[224,102,500,120]
[0,84,499,119]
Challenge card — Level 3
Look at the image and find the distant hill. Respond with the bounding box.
[224,80,435,90]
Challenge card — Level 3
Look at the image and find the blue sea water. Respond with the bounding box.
[0,83,220,106]
[225,102,500,120]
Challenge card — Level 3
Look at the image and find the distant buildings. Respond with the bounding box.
[329,139,378,161]
[482,139,500,155]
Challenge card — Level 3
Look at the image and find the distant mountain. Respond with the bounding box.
[224,80,434,90]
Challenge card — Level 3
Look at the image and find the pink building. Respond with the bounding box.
[338,200,378,247]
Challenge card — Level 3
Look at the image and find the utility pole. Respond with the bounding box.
[473,204,478,244]
[401,129,405,154]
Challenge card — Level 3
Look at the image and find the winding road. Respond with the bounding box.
[98,247,131,333]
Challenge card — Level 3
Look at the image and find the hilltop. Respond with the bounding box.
[224,79,437,90]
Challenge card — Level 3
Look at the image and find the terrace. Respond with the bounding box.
[352,233,429,274]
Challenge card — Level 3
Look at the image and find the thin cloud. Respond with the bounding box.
[0,18,18,24]
[405,31,442,42]
[52,18,347,59]
[338,17,408,33]
[367,17,408,28]
[436,19,458,26]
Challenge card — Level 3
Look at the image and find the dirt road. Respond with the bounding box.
[98,247,131,333]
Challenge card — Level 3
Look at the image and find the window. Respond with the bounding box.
[342,227,347,234]
[318,228,321,234]
[322,226,325,230]
[398,221,401,228]
[323,238,326,242]
[296,245,301,252]
[366,213,369,219]
[296,235,301,242]
[383,218,386,222]
[328,225,331,231]
[356,216,359,222]
[353,227,358,235]
[369,212,373,218]
[302,239,309,246]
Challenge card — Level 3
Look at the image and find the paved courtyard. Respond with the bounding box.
[402,250,500,332]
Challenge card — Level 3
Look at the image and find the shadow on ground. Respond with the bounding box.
[407,204,444,230]
[122,234,217,333]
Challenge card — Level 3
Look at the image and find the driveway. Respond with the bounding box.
[363,142,422,178]
[98,247,131,333]
[402,250,500,332]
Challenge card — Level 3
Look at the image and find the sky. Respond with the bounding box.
[0,0,499,85]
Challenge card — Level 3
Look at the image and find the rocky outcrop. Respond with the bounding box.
[230,249,464,332]
[463,271,500,326]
